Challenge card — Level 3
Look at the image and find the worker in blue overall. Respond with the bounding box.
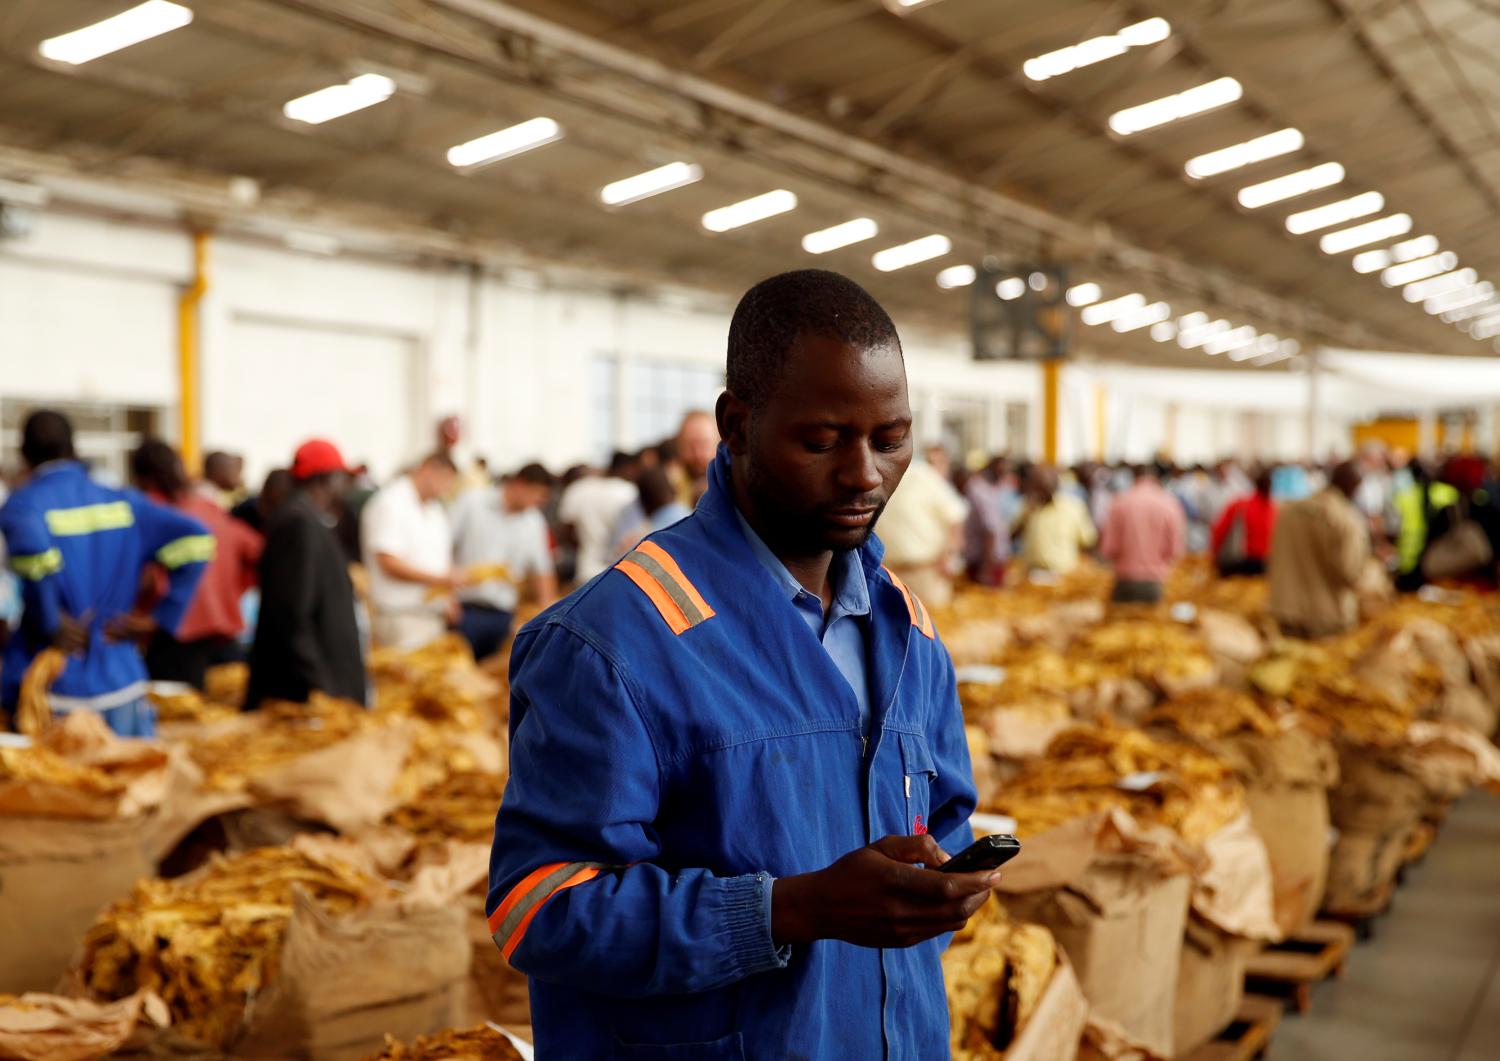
[487,270,992,1059]
[1,410,211,737]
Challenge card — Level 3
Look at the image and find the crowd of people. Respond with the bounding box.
[0,405,727,735]
[878,442,1500,634]
[4,395,1500,739]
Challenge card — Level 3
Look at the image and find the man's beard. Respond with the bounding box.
[744,456,885,559]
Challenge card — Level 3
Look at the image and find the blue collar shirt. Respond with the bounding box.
[732,507,873,734]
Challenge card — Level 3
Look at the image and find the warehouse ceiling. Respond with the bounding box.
[4,0,1500,368]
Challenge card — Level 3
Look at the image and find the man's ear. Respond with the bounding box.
[716,390,750,457]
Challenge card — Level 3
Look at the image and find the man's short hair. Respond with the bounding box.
[512,462,552,487]
[420,452,458,474]
[20,409,75,468]
[727,270,901,409]
[131,437,188,499]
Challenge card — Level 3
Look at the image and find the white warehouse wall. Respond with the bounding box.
[0,201,1330,480]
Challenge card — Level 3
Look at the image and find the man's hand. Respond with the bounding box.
[771,834,998,950]
[53,611,92,655]
[104,612,157,644]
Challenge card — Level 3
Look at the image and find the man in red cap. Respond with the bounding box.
[245,439,366,708]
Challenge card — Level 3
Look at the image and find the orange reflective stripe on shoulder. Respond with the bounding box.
[883,567,935,640]
[489,861,609,964]
[615,540,715,635]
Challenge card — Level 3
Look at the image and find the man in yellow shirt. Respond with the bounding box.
[1014,466,1097,575]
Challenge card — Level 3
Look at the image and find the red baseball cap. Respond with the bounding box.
[291,438,352,481]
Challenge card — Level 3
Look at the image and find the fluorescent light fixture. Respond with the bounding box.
[1179,318,1230,348]
[1108,77,1242,136]
[1391,235,1439,263]
[1080,293,1145,326]
[1203,325,1258,356]
[1185,128,1303,180]
[39,0,191,65]
[1352,249,1391,274]
[1066,282,1102,306]
[1151,321,1178,342]
[1023,18,1171,82]
[1285,191,1383,235]
[937,264,976,289]
[884,0,945,11]
[1178,311,1210,329]
[1381,252,1458,288]
[1111,301,1171,332]
[1251,339,1301,366]
[1434,286,1498,318]
[872,234,951,271]
[600,162,703,207]
[1029,272,1049,291]
[1256,334,1281,354]
[1320,213,1412,254]
[1237,162,1343,209]
[803,218,879,254]
[996,277,1026,301]
[283,73,396,125]
[448,117,562,168]
[702,189,797,232]
[1403,268,1476,303]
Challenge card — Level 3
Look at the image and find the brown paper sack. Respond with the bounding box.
[0,750,247,995]
[1324,748,1426,914]
[0,990,169,1061]
[1244,783,1331,936]
[1003,951,1088,1061]
[246,722,416,834]
[229,877,475,1059]
[996,813,1194,1060]
[1171,918,1254,1057]
[1190,812,1280,942]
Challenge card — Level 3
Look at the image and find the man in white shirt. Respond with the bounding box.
[362,453,459,650]
[875,445,968,607]
[451,463,560,659]
[559,453,639,584]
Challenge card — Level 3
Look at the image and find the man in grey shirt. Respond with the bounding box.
[451,463,558,659]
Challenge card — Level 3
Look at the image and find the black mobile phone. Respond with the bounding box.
[939,834,1021,874]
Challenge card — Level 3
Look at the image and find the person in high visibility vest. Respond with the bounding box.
[486,270,990,1059]
[0,410,210,737]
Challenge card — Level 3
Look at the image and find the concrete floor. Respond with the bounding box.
[1270,790,1500,1061]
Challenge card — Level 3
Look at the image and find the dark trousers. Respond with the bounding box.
[1111,579,1164,604]
[1216,557,1267,578]
[456,603,513,661]
[145,632,238,690]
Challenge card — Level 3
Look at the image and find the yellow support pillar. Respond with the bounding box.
[177,230,209,475]
[1164,401,1179,462]
[1043,358,1061,465]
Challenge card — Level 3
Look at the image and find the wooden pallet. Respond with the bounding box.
[1244,921,1356,1013]
[1178,995,1283,1061]
[1322,877,1397,940]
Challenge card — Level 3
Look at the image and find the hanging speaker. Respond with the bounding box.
[972,263,1069,361]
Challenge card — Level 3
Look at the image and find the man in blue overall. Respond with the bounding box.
[487,270,993,1059]
[1,410,210,737]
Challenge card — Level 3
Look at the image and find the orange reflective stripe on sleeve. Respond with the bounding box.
[489,861,609,964]
[614,541,715,635]
[634,541,715,620]
[883,567,935,640]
